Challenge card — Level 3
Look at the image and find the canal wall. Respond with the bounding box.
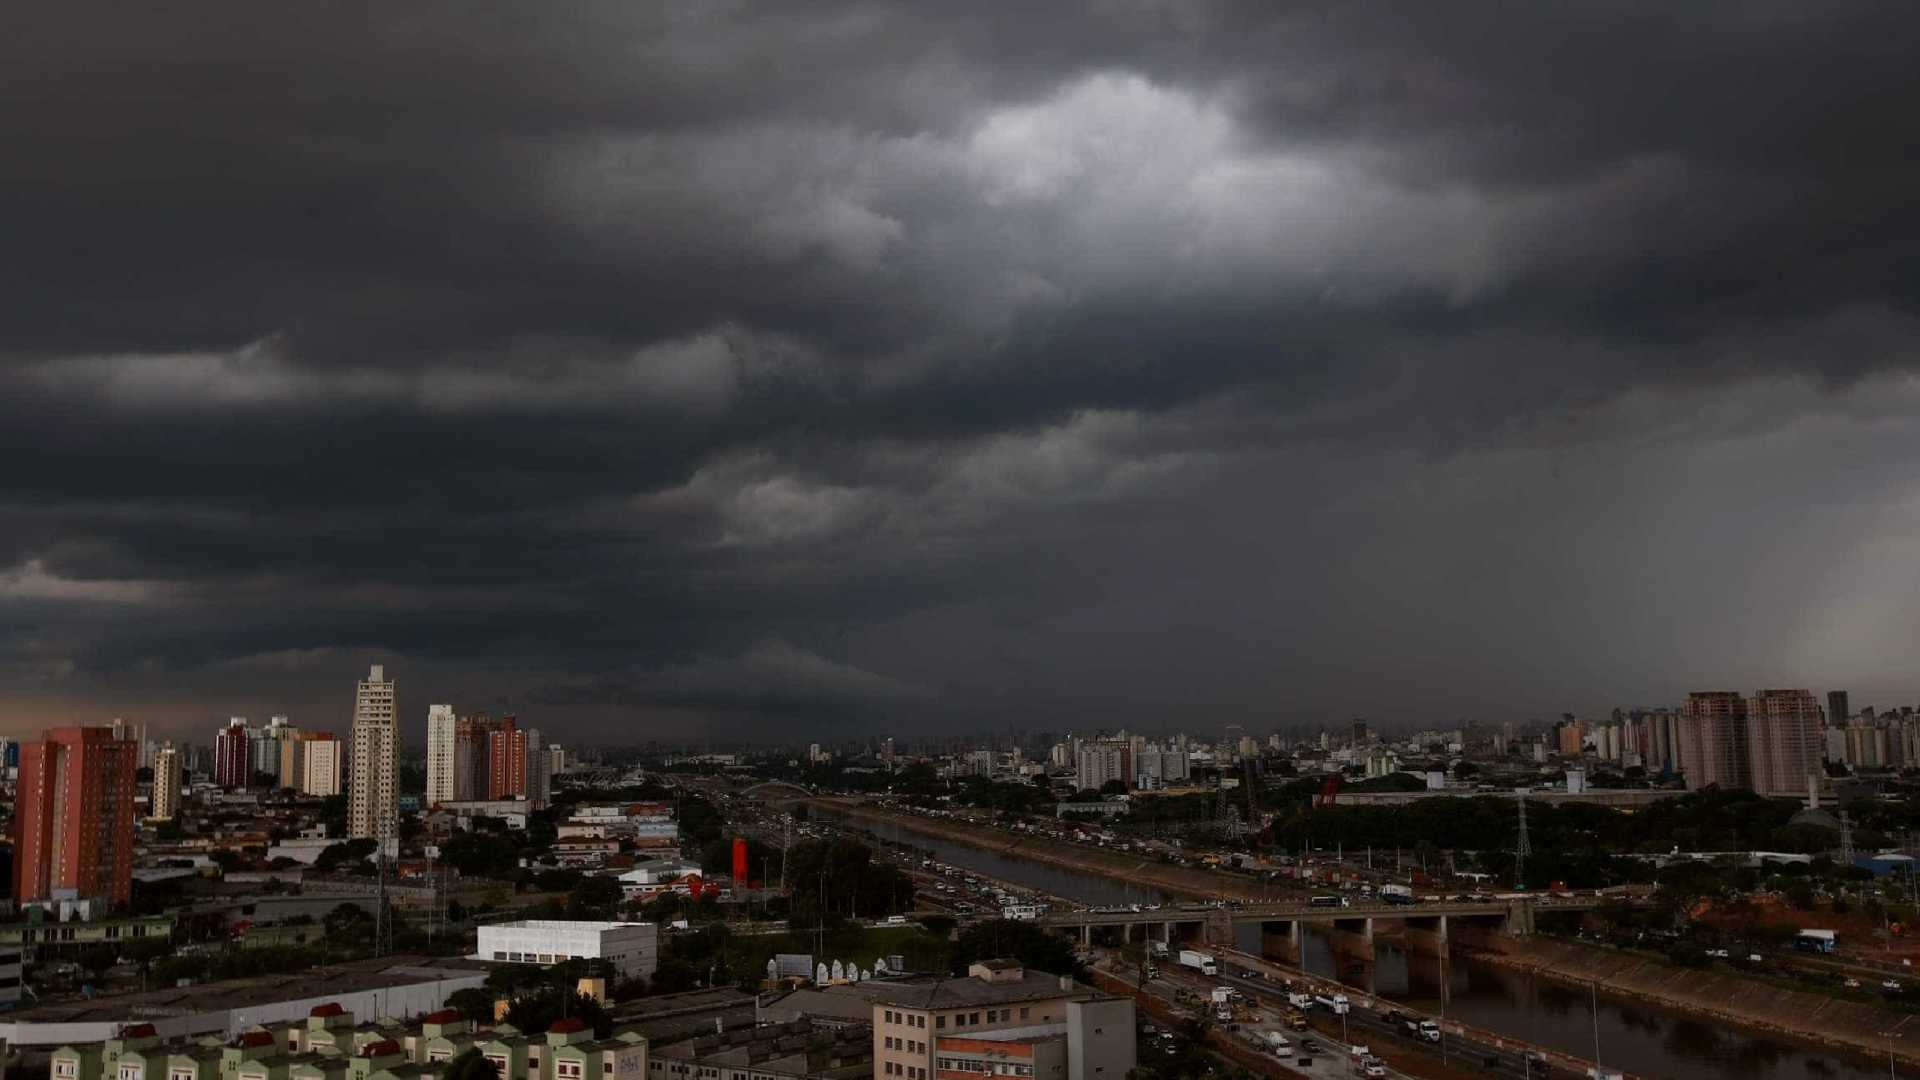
[1465,935,1920,1067]
[806,799,1288,902]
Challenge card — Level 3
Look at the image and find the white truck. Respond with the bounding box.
[1211,987,1240,1004]
[1313,992,1350,1014]
[1151,941,1170,958]
[1263,1031,1292,1055]
[1404,1018,1441,1042]
[1380,884,1415,905]
[1179,949,1219,976]
[1286,991,1314,1010]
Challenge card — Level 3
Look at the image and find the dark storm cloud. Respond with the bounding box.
[7,2,1920,735]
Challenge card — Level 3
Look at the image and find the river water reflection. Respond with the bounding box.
[822,807,1891,1080]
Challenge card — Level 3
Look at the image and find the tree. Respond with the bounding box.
[568,875,625,918]
[951,919,1082,978]
[502,989,609,1037]
[445,1049,500,1080]
[446,987,498,1024]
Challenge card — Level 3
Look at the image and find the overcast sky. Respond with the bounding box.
[6,3,1920,742]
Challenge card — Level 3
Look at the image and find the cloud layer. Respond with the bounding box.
[6,2,1920,738]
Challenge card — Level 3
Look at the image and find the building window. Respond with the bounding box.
[1019,1009,1029,1021]
[119,1066,142,1080]
[936,1016,946,1029]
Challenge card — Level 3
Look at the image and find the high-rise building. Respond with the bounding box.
[526,726,551,807]
[214,717,251,788]
[1747,689,1824,797]
[347,664,399,842]
[425,704,459,807]
[12,727,138,906]
[1350,719,1370,746]
[1828,690,1850,728]
[303,734,342,797]
[488,716,526,800]
[149,742,181,821]
[1074,740,1131,793]
[1676,691,1749,790]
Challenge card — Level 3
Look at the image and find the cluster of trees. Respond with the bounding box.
[949,919,1081,978]
[783,838,916,929]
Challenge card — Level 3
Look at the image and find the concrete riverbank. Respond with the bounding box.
[1465,935,1920,1068]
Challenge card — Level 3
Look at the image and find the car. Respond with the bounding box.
[1746,953,1762,963]
[1363,1061,1388,1078]
[1300,1039,1320,1052]
[1845,977,1862,989]
[1706,948,1730,958]
[1884,980,1904,992]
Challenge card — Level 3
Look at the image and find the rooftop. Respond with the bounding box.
[6,956,484,1025]
[825,968,1087,1011]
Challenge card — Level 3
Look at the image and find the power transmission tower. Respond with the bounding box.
[1840,810,1855,867]
[1514,791,1531,890]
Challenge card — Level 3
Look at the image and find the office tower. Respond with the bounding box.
[1828,691,1850,728]
[303,734,342,797]
[1350,719,1370,745]
[149,742,181,821]
[13,727,138,906]
[425,704,459,807]
[347,664,399,842]
[214,718,251,788]
[1676,691,1749,790]
[1746,689,1823,796]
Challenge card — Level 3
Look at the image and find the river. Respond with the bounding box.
[821,806,1892,1080]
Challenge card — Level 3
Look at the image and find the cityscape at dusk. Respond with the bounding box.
[6,4,1920,1080]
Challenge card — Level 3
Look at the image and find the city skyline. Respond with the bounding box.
[6,6,1920,737]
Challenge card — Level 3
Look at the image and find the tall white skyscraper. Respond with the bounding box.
[150,742,181,820]
[348,664,399,841]
[425,704,458,808]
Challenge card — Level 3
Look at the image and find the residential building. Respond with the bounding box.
[1073,741,1130,794]
[13,726,138,907]
[474,921,659,980]
[1676,691,1749,791]
[303,734,342,797]
[1747,689,1824,797]
[1828,690,1850,729]
[348,665,399,843]
[215,718,252,789]
[150,742,182,821]
[425,705,459,808]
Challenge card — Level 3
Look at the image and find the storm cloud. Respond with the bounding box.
[6,2,1920,739]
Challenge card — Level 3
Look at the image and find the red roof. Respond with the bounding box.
[238,1032,277,1049]
[309,1003,346,1018]
[421,1009,463,1025]
[120,1023,157,1039]
[546,1018,588,1034]
[361,1040,403,1058]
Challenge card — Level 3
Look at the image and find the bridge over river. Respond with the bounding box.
[1039,895,1617,967]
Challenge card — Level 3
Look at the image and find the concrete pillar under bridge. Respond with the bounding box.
[1402,914,1449,958]
[1204,908,1235,947]
[1259,920,1301,966]
[1323,916,1375,972]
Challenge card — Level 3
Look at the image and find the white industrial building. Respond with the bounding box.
[475,920,659,979]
